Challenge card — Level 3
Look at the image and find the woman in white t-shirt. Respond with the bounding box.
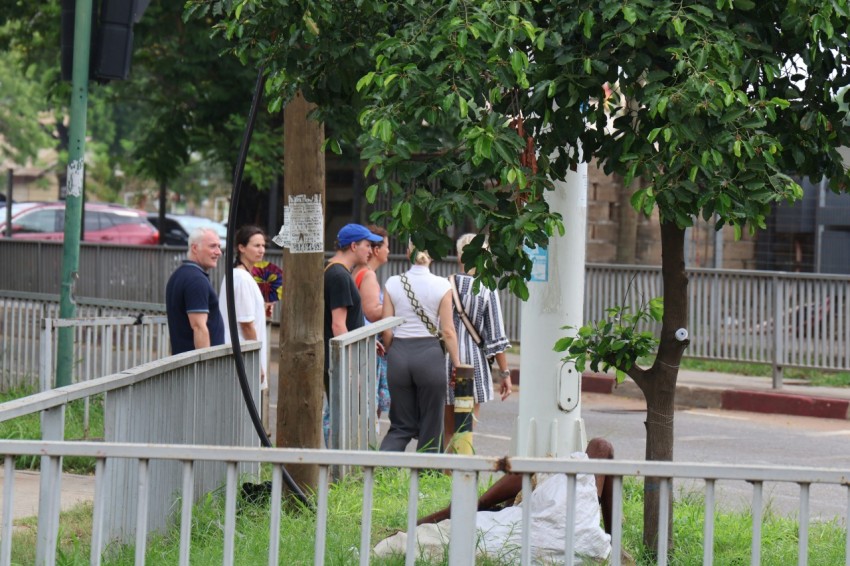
[380,244,461,453]
[220,225,269,427]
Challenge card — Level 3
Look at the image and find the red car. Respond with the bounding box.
[0,201,159,245]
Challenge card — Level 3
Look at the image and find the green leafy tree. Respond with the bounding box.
[0,48,54,165]
[1,1,282,222]
[0,1,124,200]
[194,0,850,552]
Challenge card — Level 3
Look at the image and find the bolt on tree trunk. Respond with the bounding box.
[632,220,689,557]
[277,91,325,493]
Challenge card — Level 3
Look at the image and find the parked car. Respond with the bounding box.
[0,201,159,245]
[146,213,228,247]
[146,213,189,246]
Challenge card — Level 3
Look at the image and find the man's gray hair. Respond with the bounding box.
[187,227,217,253]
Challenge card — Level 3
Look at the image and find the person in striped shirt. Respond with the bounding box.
[444,233,513,451]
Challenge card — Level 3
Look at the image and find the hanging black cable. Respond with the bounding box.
[224,65,310,507]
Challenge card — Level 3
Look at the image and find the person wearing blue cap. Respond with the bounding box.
[323,223,384,442]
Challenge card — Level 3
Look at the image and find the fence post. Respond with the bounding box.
[39,319,53,392]
[448,469,479,563]
[772,276,784,389]
[35,405,65,565]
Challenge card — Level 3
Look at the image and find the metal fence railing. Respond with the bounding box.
[0,440,847,565]
[584,265,850,384]
[0,343,261,563]
[38,316,169,391]
[4,239,850,382]
[327,317,403,458]
[0,291,167,392]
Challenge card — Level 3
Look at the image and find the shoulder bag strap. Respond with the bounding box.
[324,261,347,273]
[400,274,440,338]
[450,275,484,347]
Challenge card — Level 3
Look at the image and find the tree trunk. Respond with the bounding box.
[631,220,689,557]
[615,174,640,264]
[277,92,325,493]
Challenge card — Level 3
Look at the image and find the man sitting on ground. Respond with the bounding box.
[373,438,615,563]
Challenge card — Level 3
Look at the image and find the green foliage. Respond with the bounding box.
[654,357,850,388]
[27,473,848,564]
[102,467,467,564]
[11,501,94,565]
[0,48,54,163]
[1,1,281,202]
[194,0,850,297]
[621,479,847,565]
[0,388,104,474]
[555,297,663,382]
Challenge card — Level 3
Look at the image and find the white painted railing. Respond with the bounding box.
[38,315,169,391]
[0,344,261,563]
[6,241,850,384]
[585,265,850,385]
[0,291,166,391]
[327,317,403,457]
[0,440,846,565]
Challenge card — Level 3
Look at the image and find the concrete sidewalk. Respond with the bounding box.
[585,369,850,420]
[0,468,95,524]
[505,348,850,420]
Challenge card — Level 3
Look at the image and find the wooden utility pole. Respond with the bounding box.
[277,91,325,491]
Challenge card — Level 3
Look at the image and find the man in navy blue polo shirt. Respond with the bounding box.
[166,227,226,354]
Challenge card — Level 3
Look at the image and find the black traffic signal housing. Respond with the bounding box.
[61,0,149,82]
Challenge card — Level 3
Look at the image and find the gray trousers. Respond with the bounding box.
[380,337,447,453]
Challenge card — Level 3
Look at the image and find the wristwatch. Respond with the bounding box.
[498,369,511,379]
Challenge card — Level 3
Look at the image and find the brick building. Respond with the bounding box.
[585,160,757,269]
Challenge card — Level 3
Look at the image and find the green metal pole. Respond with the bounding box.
[56,0,93,388]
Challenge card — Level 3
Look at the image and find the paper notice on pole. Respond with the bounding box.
[271,206,291,248]
[272,194,324,253]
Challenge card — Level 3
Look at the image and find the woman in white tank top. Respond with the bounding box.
[379,245,461,453]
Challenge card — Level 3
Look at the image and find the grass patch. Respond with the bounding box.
[102,468,471,565]
[11,501,94,565]
[0,387,104,474]
[25,470,844,565]
[633,357,850,388]
[621,479,847,565]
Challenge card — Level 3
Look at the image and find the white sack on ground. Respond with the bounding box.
[373,453,611,563]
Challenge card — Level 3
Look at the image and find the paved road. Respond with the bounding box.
[470,390,850,520]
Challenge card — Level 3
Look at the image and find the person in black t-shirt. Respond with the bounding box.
[323,224,383,429]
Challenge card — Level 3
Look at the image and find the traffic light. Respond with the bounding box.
[92,0,137,81]
[61,0,150,82]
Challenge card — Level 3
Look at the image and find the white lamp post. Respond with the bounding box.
[514,162,588,457]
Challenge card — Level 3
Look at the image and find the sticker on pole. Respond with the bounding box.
[272,195,323,253]
[66,159,84,198]
[524,244,549,282]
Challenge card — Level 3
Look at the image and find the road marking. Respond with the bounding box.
[679,436,736,442]
[682,410,749,421]
[806,430,850,437]
[475,432,512,441]
[378,418,513,442]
